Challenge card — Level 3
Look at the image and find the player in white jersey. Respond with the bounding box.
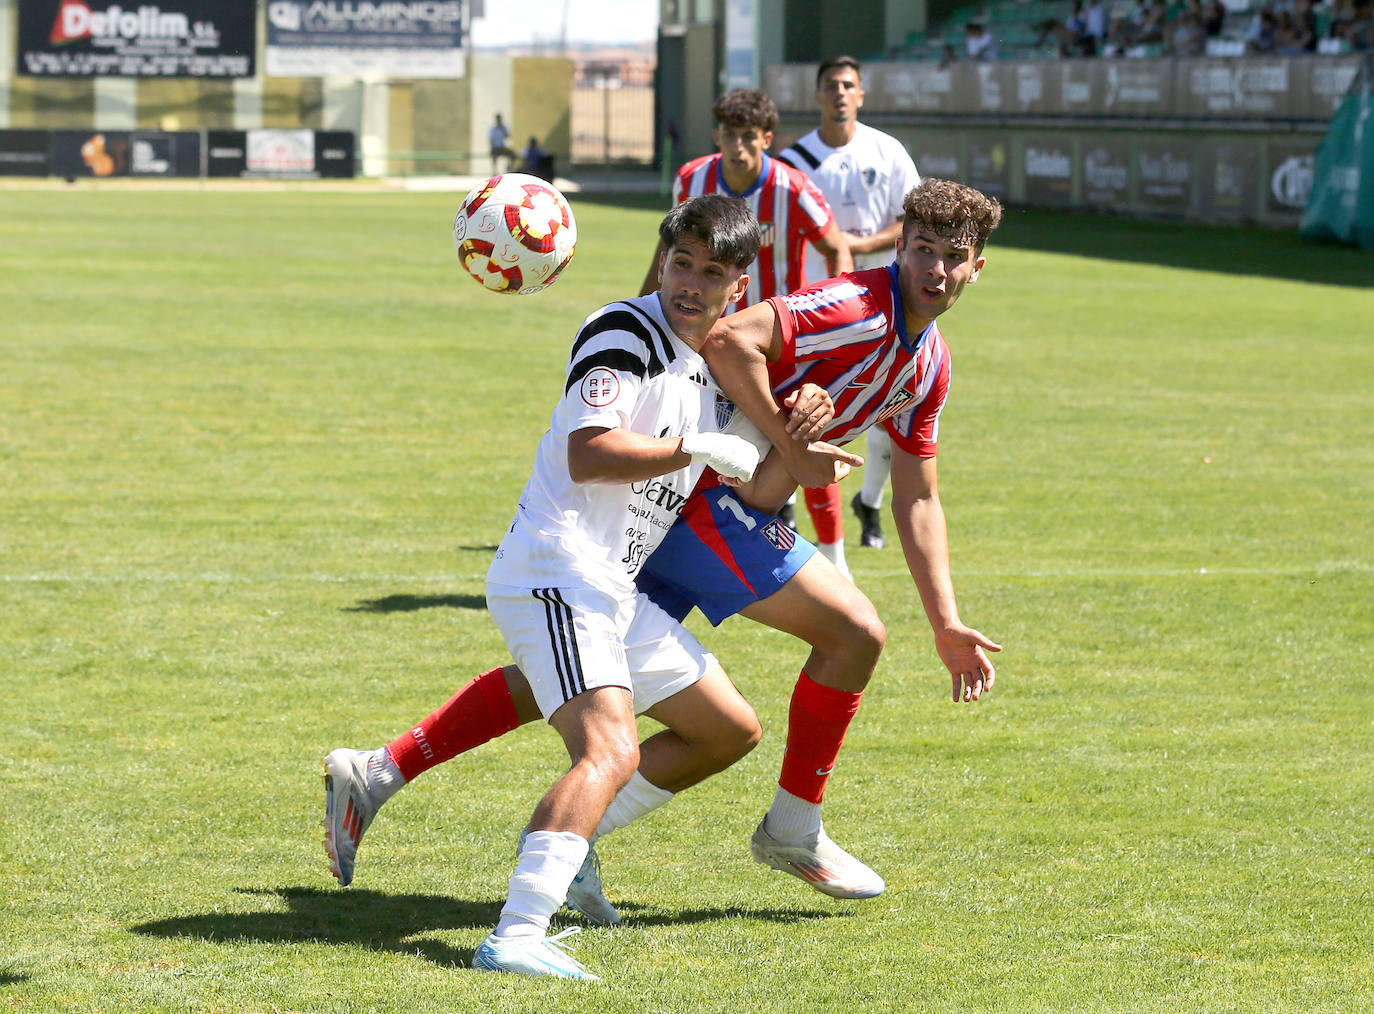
[779,56,922,553]
[323,195,856,982]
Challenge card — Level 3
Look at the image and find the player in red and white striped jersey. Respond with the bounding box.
[641,89,851,313]
[640,88,856,573]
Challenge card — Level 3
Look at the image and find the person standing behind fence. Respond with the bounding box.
[489,113,514,174]
[778,56,921,557]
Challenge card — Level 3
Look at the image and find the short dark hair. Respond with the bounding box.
[712,89,778,134]
[816,55,862,87]
[902,179,1003,253]
[659,195,761,269]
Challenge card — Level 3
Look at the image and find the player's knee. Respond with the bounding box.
[702,709,762,773]
[580,730,641,791]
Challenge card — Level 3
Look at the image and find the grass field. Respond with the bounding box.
[2,183,1371,1013]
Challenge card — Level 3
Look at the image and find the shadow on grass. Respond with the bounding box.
[0,972,28,986]
[130,886,839,967]
[345,593,487,613]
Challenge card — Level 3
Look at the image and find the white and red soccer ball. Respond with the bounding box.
[452,173,577,295]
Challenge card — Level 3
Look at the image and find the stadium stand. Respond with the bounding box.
[886,0,1364,61]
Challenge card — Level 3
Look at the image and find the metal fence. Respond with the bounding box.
[571,82,654,165]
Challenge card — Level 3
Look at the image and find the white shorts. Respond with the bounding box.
[486,581,716,721]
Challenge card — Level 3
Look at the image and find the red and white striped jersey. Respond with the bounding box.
[766,264,951,458]
[671,152,836,310]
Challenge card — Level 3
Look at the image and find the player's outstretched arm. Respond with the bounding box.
[889,448,1001,702]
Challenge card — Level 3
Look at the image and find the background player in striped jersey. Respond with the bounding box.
[324,196,856,980]
[640,87,857,576]
[641,88,851,312]
[778,55,923,554]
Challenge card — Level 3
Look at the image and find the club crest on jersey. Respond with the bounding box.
[873,387,914,424]
[762,519,796,551]
[758,222,776,248]
[862,167,879,188]
[580,367,620,407]
[714,394,737,431]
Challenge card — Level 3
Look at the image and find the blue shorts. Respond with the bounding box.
[636,484,817,625]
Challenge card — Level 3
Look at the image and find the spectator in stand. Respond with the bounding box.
[1085,0,1110,51]
[1168,7,1208,53]
[1246,6,1279,51]
[938,42,959,67]
[1292,0,1319,49]
[1345,0,1374,48]
[1140,0,1169,42]
[1201,0,1227,35]
[1274,9,1314,50]
[964,20,1000,59]
[1034,0,1094,55]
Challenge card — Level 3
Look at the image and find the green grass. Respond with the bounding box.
[2,186,1371,1013]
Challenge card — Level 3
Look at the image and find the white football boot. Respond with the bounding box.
[750,818,886,899]
[472,926,600,980]
[322,747,385,887]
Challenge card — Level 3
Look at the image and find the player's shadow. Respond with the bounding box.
[344,593,487,613]
[132,888,496,967]
[130,887,839,966]
[0,972,28,987]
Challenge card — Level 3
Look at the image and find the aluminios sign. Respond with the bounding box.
[270,1,465,30]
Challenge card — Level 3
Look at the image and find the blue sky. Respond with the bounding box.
[472,0,659,47]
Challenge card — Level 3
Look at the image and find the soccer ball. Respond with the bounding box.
[452,173,577,295]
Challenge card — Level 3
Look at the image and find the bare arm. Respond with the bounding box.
[568,426,690,484]
[703,304,862,489]
[813,221,853,276]
[842,220,904,259]
[889,447,1002,702]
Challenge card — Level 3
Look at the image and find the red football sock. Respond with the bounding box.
[777,672,863,804]
[386,667,520,782]
[803,483,844,544]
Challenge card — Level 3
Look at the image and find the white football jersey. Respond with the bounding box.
[487,293,731,596]
[780,122,921,276]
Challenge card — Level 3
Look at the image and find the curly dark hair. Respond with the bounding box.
[902,178,1003,253]
[712,89,778,133]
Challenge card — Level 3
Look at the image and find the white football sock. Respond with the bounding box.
[859,428,893,510]
[594,770,675,841]
[367,747,405,805]
[765,786,823,841]
[816,540,851,580]
[494,830,588,940]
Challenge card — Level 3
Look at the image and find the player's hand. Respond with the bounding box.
[935,625,1002,703]
[783,384,834,441]
[787,440,863,489]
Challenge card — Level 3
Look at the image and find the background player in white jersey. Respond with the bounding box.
[643,87,857,576]
[778,55,922,554]
[323,196,856,981]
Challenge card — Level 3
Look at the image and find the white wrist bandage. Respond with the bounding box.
[681,432,761,481]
